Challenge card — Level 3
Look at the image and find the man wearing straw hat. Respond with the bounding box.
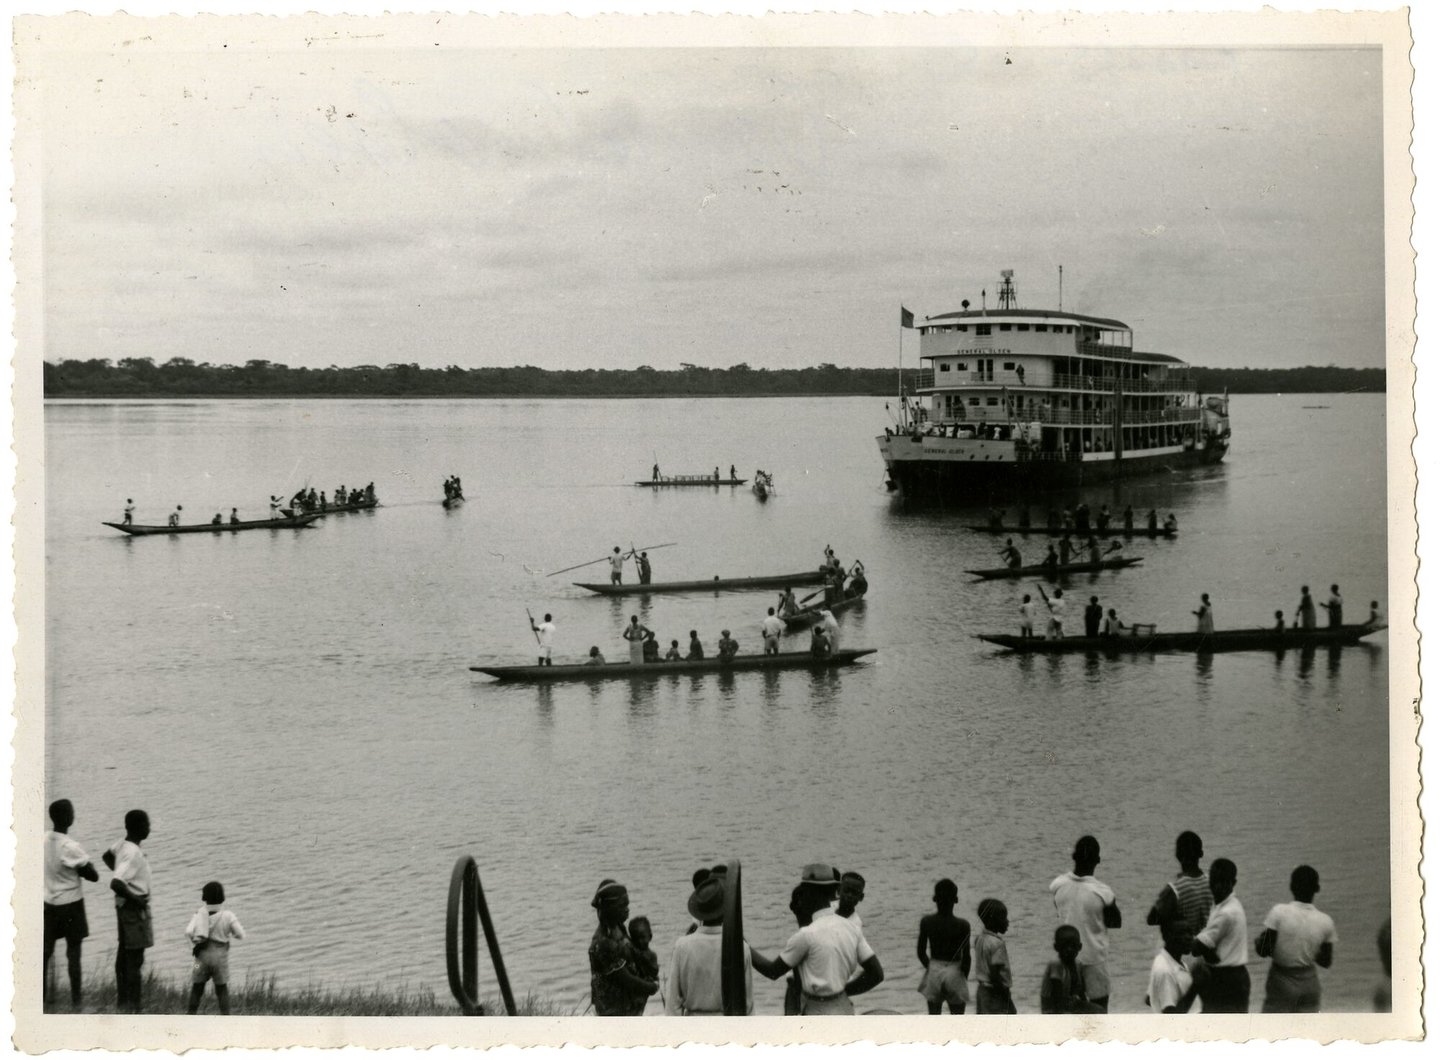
[664,874,753,1015]
[751,863,884,1014]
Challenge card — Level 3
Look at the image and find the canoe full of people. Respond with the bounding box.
[442,475,465,508]
[104,499,321,536]
[970,502,1178,538]
[639,464,747,487]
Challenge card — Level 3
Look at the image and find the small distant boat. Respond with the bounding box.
[443,495,465,509]
[967,557,1143,580]
[471,648,877,682]
[104,513,322,536]
[966,524,1176,538]
[575,569,826,596]
[637,474,747,488]
[977,624,1385,655]
[781,593,866,629]
[752,471,775,500]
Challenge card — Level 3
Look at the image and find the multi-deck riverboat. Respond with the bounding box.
[878,271,1230,495]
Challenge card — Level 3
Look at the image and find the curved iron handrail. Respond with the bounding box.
[445,855,518,1015]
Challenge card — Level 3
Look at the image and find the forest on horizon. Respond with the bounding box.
[43,358,1385,398]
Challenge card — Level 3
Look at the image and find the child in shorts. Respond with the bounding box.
[1040,924,1105,1013]
[185,881,245,1014]
[974,898,1015,1014]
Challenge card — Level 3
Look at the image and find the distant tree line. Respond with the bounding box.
[43,357,1384,398]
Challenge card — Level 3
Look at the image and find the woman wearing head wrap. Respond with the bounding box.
[588,879,658,1015]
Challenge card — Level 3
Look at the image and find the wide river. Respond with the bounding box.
[41,393,1393,1014]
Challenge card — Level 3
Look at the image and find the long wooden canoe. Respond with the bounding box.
[967,524,1177,538]
[302,498,379,516]
[574,569,827,596]
[636,476,748,487]
[780,593,866,629]
[977,624,1385,655]
[103,513,322,536]
[967,557,1143,579]
[471,647,876,682]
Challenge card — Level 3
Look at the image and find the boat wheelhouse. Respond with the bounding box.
[878,271,1230,495]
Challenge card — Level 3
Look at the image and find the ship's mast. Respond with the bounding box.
[997,269,1018,310]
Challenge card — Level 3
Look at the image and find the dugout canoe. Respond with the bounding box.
[306,498,380,516]
[637,476,748,487]
[780,593,866,629]
[966,524,1177,538]
[976,623,1386,655]
[574,569,827,596]
[443,496,465,509]
[103,513,322,536]
[471,648,876,682]
[966,557,1143,579]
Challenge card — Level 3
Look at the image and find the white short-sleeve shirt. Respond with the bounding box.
[1195,893,1248,966]
[1049,872,1116,966]
[761,615,785,640]
[44,831,91,905]
[110,839,151,905]
[1148,948,1193,1012]
[535,622,556,648]
[778,906,875,997]
[1262,901,1337,968]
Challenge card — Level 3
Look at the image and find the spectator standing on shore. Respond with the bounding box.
[1040,925,1104,1014]
[973,898,1015,1013]
[1147,919,1205,1013]
[750,863,884,1015]
[1191,857,1250,1012]
[837,871,866,932]
[44,799,99,1010]
[665,875,753,1015]
[916,879,971,1014]
[1146,831,1213,945]
[185,881,246,1014]
[1255,865,1337,1012]
[1049,835,1122,1012]
[587,880,658,1016]
[102,809,153,1014]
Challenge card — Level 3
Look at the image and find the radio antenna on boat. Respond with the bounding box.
[998,269,1017,310]
[1058,264,1063,311]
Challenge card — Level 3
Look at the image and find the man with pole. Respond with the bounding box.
[528,610,555,666]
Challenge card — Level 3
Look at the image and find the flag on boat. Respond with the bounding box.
[900,306,915,329]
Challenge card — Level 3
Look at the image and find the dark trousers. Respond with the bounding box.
[1201,964,1251,1013]
[115,947,146,1012]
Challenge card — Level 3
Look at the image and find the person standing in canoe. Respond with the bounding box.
[1039,586,1066,638]
[1193,593,1215,635]
[608,547,626,586]
[228,508,240,525]
[168,505,183,527]
[652,462,660,482]
[637,551,652,585]
[1000,538,1022,570]
[122,499,134,526]
[762,607,786,655]
[1295,586,1317,630]
[1123,505,1135,532]
[1323,585,1344,627]
[1019,593,1037,638]
[530,612,556,667]
[777,586,799,619]
[1084,596,1104,638]
[623,615,652,665]
[820,609,841,653]
[1058,534,1074,566]
[1041,543,1059,572]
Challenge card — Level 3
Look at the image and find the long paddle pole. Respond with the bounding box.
[525,607,540,646]
[546,542,678,577]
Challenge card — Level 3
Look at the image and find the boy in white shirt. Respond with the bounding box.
[1192,857,1250,1012]
[1256,865,1337,1012]
[101,809,153,1014]
[186,880,247,1014]
[44,799,99,1009]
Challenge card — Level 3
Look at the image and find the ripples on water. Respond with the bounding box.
[42,395,1393,1013]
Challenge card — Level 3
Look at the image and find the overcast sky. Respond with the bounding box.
[19,14,1396,372]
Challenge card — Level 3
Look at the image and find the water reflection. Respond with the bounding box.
[535,684,555,726]
[759,668,782,706]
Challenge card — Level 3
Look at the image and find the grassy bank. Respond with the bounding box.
[46,969,574,1017]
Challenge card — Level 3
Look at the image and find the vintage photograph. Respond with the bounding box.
[11,6,1421,1051]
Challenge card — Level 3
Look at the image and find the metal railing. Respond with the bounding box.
[446,855,518,1015]
[916,370,1195,394]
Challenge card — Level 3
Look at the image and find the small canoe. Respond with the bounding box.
[471,647,876,682]
[967,524,1177,538]
[443,496,465,509]
[966,557,1142,580]
[637,476,748,487]
[977,624,1386,655]
[103,513,322,536]
[781,593,866,629]
[574,570,827,596]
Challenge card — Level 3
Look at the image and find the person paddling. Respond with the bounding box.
[999,538,1022,570]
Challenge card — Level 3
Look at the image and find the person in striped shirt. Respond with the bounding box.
[1146,831,1213,942]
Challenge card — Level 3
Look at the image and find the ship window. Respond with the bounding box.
[958,325,968,332]
[1003,362,1015,371]
[986,397,999,406]
[1067,326,1075,333]
[999,323,1012,332]
[939,362,951,372]
[976,324,991,336]
[968,397,980,406]
[1035,324,1047,332]
[1017,324,1030,331]
[956,362,967,370]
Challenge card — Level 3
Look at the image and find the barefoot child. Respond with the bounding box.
[974,898,1015,1013]
[916,878,971,1014]
[185,881,245,1014]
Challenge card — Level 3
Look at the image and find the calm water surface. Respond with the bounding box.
[43,394,1391,1013]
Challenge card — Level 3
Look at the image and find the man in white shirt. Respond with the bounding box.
[1044,588,1067,639]
[751,863,885,1014]
[665,876,752,1015]
[761,607,786,655]
[44,799,99,1009]
[530,612,556,666]
[1256,864,1337,1012]
[101,809,153,1014]
[820,610,841,653]
[1049,835,1122,1011]
[1192,857,1250,1012]
[608,546,626,586]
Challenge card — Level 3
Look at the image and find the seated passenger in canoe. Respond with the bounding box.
[717,630,739,661]
[846,561,868,598]
[1164,513,1179,533]
[810,625,832,657]
[586,646,606,666]
[229,508,240,525]
[1273,610,1286,633]
[1041,544,1060,571]
[1366,600,1383,627]
[211,512,222,525]
[1104,609,1126,637]
[665,639,682,661]
[687,630,705,660]
[169,505,183,527]
[1000,540,1022,570]
[642,631,660,663]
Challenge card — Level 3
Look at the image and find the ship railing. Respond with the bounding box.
[917,371,1195,394]
[936,407,1203,427]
